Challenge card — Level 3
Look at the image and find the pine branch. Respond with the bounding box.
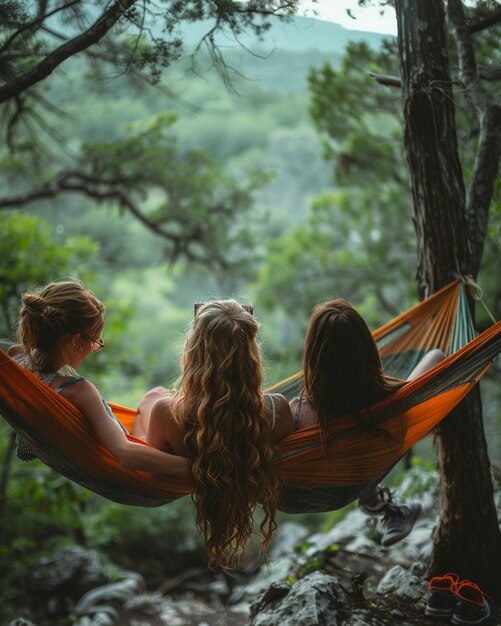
[0,0,137,103]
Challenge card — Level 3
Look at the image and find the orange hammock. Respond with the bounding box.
[0,280,500,509]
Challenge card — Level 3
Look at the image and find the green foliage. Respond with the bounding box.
[0,1,30,31]
[257,185,417,327]
[1,462,93,546]
[391,455,440,499]
[0,10,499,620]
[255,38,420,332]
[258,17,501,334]
[83,497,204,573]
[308,40,403,186]
[0,450,96,621]
[319,502,358,534]
[0,212,98,335]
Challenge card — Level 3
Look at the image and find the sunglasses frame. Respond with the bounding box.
[83,335,105,352]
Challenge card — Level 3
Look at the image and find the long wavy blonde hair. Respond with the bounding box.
[174,300,279,570]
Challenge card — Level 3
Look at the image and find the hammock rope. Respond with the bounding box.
[462,274,498,326]
[1,280,500,511]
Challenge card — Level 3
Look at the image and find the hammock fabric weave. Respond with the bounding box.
[0,281,500,510]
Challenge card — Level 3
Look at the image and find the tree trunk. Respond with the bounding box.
[0,431,16,511]
[395,0,501,598]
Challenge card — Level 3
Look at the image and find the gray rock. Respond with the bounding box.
[249,571,346,626]
[304,509,369,556]
[7,620,38,626]
[376,565,427,602]
[28,546,110,599]
[120,593,248,626]
[343,608,387,626]
[269,521,310,560]
[230,556,294,603]
[75,570,145,612]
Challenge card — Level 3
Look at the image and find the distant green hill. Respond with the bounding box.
[178,16,391,94]
[51,12,390,94]
[181,14,390,54]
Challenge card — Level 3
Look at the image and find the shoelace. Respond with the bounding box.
[382,502,407,520]
[456,580,494,607]
[429,574,494,607]
[378,485,393,505]
[428,572,460,593]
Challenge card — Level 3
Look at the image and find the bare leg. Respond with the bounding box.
[407,349,446,381]
[132,386,173,438]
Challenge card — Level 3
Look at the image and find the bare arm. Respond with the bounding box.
[61,380,189,477]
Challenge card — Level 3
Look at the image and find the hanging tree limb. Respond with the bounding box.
[0,0,137,103]
[0,165,256,270]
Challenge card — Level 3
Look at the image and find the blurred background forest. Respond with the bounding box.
[0,8,499,623]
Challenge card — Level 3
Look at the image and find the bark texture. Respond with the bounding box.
[395,0,501,598]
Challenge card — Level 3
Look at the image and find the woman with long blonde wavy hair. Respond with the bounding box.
[141,300,294,569]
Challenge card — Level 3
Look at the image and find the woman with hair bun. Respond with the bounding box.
[10,280,189,477]
[140,299,294,570]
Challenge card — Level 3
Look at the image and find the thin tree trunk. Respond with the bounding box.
[395,0,501,598]
[0,431,17,510]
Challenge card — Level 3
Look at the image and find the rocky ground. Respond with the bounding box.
[5,480,501,626]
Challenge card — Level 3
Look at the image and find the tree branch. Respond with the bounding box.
[0,0,137,103]
[0,0,81,56]
[369,71,401,88]
[478,65,501,82]
[467,7,501,34]
[0,169,234,268]
[447,0,501,270]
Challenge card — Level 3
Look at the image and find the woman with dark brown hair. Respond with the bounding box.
[141,300,294,569]
[291,298,445,546]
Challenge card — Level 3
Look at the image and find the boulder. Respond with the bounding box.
[249,571,346,626]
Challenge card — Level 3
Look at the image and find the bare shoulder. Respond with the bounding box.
[152,395,176,419]
[272,393,293,417]
[149,395,185,454]
[266,393,295,441]
[7,344,25,358]
[58,376,95,398]
[293,397,318,430]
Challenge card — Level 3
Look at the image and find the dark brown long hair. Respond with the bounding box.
[174,300,279,570]
[303,299,403,427]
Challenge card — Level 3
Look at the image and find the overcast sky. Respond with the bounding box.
[299,1,397,35]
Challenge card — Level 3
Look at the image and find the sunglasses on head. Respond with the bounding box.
[194,303,254,317]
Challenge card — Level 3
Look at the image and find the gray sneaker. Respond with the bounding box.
[359,485,393,516]
[380,502,422,547]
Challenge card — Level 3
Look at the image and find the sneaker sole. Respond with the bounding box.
[451,603,491,625]
[381,503,422,547]
[359,505,388,516]
[424,606,455,618]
